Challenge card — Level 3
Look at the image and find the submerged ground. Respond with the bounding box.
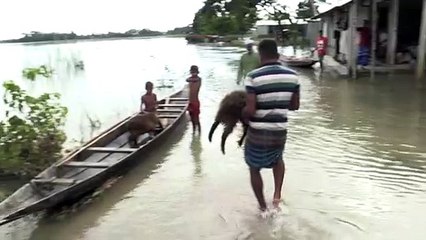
[0,37,425,240]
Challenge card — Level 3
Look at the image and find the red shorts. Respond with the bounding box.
[188,100,200,117]
[318,49,326,57]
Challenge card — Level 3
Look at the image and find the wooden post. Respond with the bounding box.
[387,0,399,65]
[349,0,358,78]
[417,0,426,79]
[371,0,377,79]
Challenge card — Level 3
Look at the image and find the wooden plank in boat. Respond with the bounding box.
[158,104,187,107]
[31,177,76,185]
[158,115,180,119]
[168,97,188,101]
[62,161,111,168]
[55,114,136,167]
[156,109,182,113]
[86,147,137,153]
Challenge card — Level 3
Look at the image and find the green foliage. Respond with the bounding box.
[258,0,292,46]
[22,65,53,81]
[166,26,192,35]
[0,66,68,177]
[296,0,327,19]
[192,0,260,35]
[1,30,164,43]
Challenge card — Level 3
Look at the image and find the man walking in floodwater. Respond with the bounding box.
[313,30,328,72]
[237,42,260,85]
[243,39,300,213]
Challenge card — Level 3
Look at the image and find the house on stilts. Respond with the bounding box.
[311,0,426,79]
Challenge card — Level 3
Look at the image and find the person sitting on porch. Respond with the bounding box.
[357,20,372,67]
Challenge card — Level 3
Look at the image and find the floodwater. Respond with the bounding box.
[0,37,426,240]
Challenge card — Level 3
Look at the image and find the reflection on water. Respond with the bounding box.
[191,135,203,178]
[0,38,425,240]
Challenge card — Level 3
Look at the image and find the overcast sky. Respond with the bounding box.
[0,0,338,40]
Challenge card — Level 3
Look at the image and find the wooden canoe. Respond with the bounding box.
[280,56,318,68]
[0,86,190,226]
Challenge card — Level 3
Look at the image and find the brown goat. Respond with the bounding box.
[127,112,163,148]
[208,91,248,154]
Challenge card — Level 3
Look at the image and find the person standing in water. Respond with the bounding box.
[186,65,202,133]
[313,30,328,72]
[237,42,260,85]
[243,39,300,213]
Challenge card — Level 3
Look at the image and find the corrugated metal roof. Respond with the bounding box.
[255,19,309,26]
[311,0,353,19]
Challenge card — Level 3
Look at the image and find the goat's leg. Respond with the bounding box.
[157,119,164,130]
[221,124,235,154]
[208,121,220,142]
[238,123,248,147]
[128,131,138,148]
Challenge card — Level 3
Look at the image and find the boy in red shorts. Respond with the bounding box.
[186,65,201,133]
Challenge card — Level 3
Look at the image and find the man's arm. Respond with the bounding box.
[289,85,300,111]
[154,94,158,108]
[140,96,145,112]
[243,93,256,122]
[237,56,244,85]
[242,76,256,122]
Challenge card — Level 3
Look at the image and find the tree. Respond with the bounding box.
[191,0,260,35]
[258,0,292,46]
[0,66,68,177]
[223,0,260,34]
[296,0,327,19]
[258,0,325,51]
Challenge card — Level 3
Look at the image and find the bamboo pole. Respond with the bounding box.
[387,0,399,65]
[350,0,358,79]
[416,0,426,79]
[371,0,377,79]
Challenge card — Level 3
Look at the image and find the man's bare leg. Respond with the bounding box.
[190,114,196,132]
[190,113,201,133]
[272,159,285,208]
[197,121,201,133]
[195,115,201,133]
[249,167,267,211]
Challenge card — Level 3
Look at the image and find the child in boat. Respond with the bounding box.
[140,81,157,113]
[186,65,201,133]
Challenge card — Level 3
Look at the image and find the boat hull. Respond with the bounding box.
[0,87,189,226]
[283,60,318,68]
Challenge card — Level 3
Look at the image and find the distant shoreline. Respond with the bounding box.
[0,34,187,45]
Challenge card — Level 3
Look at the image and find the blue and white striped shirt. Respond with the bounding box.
[244,62,299,131]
